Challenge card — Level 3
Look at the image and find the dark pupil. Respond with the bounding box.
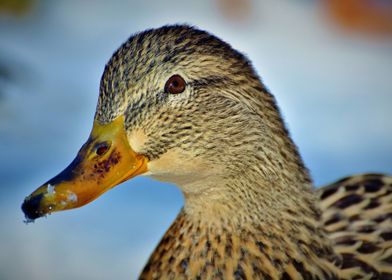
[96,144,109,156]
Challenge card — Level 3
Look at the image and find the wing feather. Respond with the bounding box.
[318,174,392,279]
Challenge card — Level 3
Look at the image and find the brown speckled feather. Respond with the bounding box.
[140,209,339,280]
[318,174,392,279]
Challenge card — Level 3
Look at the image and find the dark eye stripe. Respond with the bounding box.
[189,76,233,89]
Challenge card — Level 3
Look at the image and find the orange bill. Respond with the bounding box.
[21,115,148,221]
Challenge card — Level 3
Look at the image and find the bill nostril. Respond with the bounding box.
[95,142,111,156]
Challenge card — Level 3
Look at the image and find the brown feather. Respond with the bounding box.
[94,25,392,279]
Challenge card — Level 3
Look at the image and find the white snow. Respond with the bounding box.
[23,218,35,224]
[66,192,78,203]
[46,184,56,196]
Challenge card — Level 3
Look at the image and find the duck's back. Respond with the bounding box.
[318,174,392,279]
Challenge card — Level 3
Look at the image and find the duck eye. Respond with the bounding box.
[95,142,110,156]
[164,74,186,94]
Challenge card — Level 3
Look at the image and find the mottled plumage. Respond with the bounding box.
[319,174,392,279]
[96,25,392,279]
[22,25,392,279]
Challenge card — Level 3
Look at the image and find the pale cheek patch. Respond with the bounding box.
[147,149,184,176]
[127,129,148,153]
[146,149,220,186]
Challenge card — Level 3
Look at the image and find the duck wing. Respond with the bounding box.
[318,174,392,279]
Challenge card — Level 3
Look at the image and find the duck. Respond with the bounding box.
[21,25,392,279]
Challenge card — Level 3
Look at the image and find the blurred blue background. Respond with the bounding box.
[0,0,391,279]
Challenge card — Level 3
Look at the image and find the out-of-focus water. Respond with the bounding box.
[0,0,391,279]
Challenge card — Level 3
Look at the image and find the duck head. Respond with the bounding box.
[22,25,309,221]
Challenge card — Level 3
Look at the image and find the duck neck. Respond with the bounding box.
[181,160,314,224]
[140,173,340,279]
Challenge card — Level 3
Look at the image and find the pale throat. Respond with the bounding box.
[144,152,313,225]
